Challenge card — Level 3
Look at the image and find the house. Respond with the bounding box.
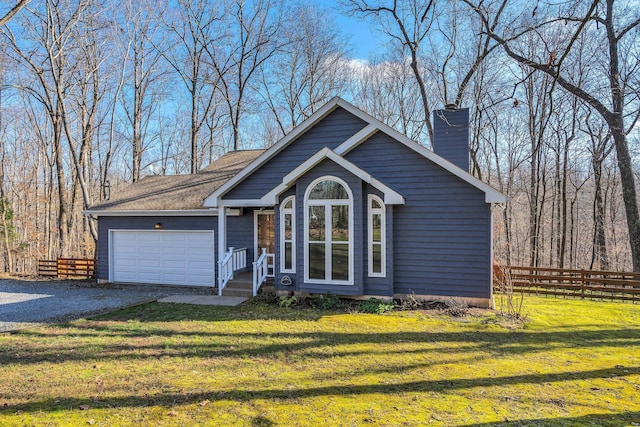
[86,97,506,308]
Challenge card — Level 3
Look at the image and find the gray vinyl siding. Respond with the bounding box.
[345,131,492,299]
[294,159,364,296]
[433,108,470,172]
[222,107,367,201]
[228,209,256,263]
[97,213,255,281]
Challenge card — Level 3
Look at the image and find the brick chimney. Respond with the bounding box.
[432,106,470,172]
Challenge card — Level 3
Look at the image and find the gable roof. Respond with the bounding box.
[86,150,264,216]
[204,97,506,206]
[260,147,405,205]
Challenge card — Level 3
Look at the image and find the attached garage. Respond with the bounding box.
[110,230,215,287]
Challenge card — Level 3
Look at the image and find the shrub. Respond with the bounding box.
[494,264,527,321]
[443,298,469,317]
[307,294,348,310]
[279,295,297,308]
[395,293,424,310]
[357,298,394,314]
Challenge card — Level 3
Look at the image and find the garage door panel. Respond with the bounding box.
[164,260,187,269]
[112,230,215,286]
[190,274,209,286]
[188,246,212,256]
[138,259,162,269]
[115,244,137,255]
[138,233,162,242]
[163,233,187,243]
[188,237,214,245]
[165,247,187,257]
[116,258,137,267]
[139,244,162,254]
[188,260,211,269]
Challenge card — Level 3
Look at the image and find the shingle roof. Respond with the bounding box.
[90,150,264,211]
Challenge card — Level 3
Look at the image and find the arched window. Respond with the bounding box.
[304,177,353,284]
[368,195,386,277]
[280,196,295,273]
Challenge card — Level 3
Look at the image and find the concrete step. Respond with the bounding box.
[221,278,275,297]
[226,281,252,291]
[222,287,253,297]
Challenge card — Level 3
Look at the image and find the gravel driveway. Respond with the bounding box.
[0,278,214,332]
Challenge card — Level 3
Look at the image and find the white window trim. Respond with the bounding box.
[280,196,296,273]
[368,195,386,277]
[303,176,354,285]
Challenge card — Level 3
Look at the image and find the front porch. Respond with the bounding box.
[218,246,274,297]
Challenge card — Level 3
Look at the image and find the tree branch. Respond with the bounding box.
[0,0,30,27]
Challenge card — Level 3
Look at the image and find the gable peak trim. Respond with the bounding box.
[261,148,405,206]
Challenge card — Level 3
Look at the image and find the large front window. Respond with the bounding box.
[304,177,353,284]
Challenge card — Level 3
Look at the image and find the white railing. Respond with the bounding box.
[218,247,247,296]
[266,253,275,278]
[231,247,247,271]
[253,248,269,296]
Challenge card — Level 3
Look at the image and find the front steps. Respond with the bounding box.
[222,272,253,297]
[220,271,274,297]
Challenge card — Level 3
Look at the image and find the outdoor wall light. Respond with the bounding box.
[154,223,162,229]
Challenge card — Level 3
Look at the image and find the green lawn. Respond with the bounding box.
[0,296,639,426]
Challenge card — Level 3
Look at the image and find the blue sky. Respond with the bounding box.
[325,2,388,60]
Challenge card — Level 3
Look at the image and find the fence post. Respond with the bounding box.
[580,270,585,300]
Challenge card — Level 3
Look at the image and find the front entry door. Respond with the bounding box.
[255,211,275,275]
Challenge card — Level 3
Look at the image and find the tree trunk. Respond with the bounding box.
[591,155,609,270]
[611,130,640,270]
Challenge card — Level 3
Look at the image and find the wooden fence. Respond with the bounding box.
[38,258,96,279]
[494,265,640,303]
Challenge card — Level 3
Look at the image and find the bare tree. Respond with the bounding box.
[162,0,224,172]
[468,0,640,270]
[258,3,347,140]
[344,0,437,143]
[0,0,30,27]
[351,56,427,141]
[1,0,95,256]
[116,0,168,182]
[584,109,614,270]
[206,0,284,151]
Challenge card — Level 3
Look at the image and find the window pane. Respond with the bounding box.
[284,214,293,240]
[332,205,349,241]
[331,243,349,281]
[258,214,275,254]
[309,180,349,200]
[284,242,293,270]
[372,244,382,274]
[309,243,325,280]
[283,199,293,209]
[372,213,381,242]
[308,206,325,241]
[371,198,382,209]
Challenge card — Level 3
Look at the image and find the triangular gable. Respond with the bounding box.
[260,147,405,206]
[203,97,506,207]
[204,97,347,207]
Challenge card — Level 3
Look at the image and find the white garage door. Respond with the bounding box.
[111,230,215,286]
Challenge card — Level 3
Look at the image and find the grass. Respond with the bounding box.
[0,296,638,426]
